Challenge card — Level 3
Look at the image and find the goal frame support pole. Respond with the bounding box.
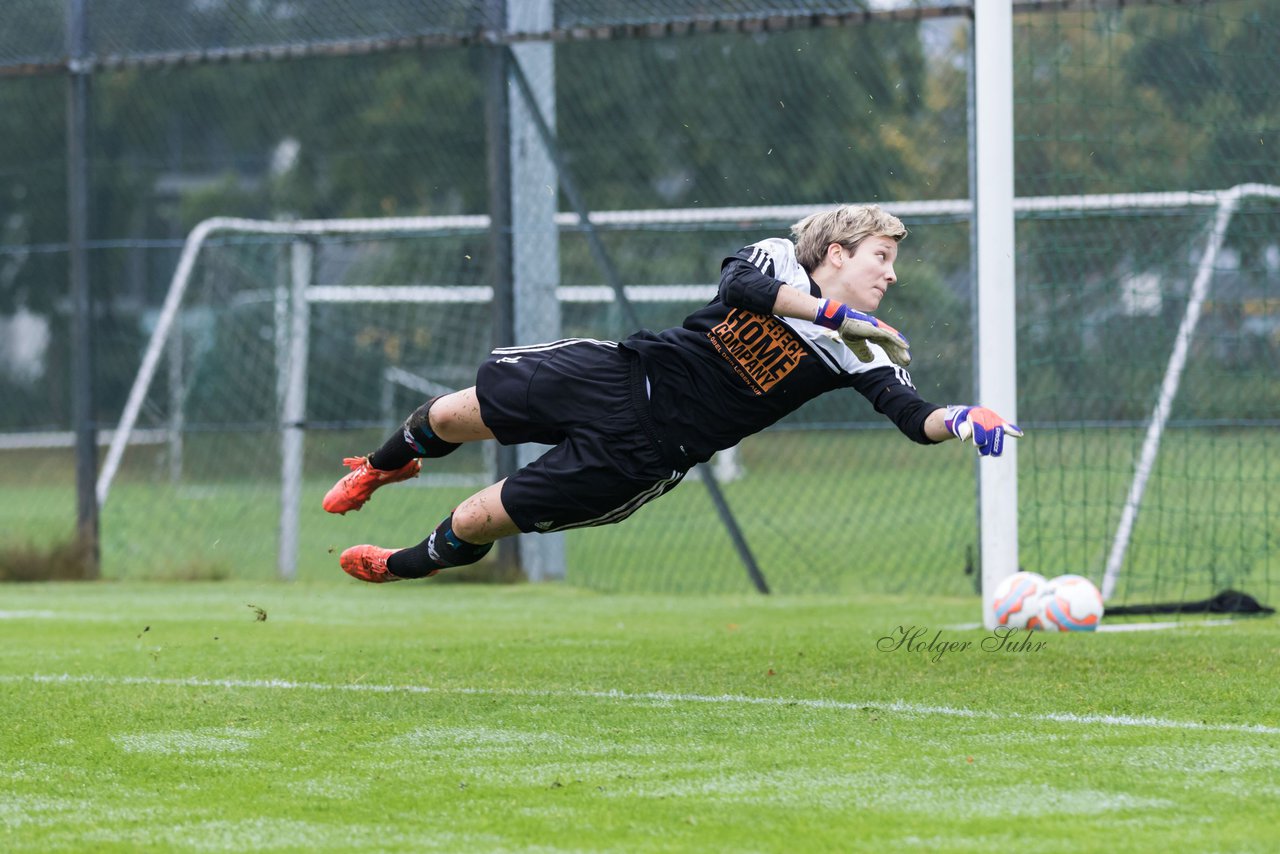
[277,241,312,580]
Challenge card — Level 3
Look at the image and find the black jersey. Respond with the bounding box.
[619,238,939,467]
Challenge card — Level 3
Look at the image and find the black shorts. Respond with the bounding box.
[475,338,687,534]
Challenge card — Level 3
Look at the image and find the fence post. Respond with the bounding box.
[66,0,99,577]
[508,0,566,582]
[507,53,770,595]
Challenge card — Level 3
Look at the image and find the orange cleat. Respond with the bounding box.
[322,456,421,515]
[339,544,407,583]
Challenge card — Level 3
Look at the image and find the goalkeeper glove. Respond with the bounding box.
[943,405,1024,458]
[813,299,911,367]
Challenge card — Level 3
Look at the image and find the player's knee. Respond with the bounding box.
[450,486,519,543]
[449,502,488,543]
[404,396,438,433]
[424,393,471,442]
[403,396,461,458]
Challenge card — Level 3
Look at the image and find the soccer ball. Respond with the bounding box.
[990,571,1049,628]
[1030,574,1104,631]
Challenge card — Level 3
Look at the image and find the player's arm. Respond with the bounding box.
[847,367,1022,458]
[849,367,940,445]
[718,247,792,314]
[719,242,831,320]
[768,284,823,321]
[720,248,911,367]
[771,287,911,367]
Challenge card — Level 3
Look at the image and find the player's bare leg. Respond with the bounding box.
[427,388,496,443]
[450,480,522,542]
[339,480,518,582]
[322,387,492,514]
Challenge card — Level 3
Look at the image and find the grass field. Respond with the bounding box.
[2,581,1278,852]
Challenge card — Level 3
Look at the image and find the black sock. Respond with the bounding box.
[387,515,493,579]
[368,396,461,471]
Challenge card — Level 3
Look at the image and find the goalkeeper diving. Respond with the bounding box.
[323,204,1022,581]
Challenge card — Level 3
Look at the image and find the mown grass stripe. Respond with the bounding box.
[6,672,1278,736]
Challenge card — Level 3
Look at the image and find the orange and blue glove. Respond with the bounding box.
[814,299,911,368]
[943,405,1023,458]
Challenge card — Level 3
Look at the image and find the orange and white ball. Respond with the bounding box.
[991,571,1049,628]
[1029,574,1104,632]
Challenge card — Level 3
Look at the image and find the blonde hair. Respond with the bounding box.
[790,204,908,272]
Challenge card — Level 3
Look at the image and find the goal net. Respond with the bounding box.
[1018,187,1280,612]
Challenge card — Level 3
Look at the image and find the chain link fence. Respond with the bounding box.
[1,1,1276,604]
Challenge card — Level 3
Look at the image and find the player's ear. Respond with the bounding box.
[826,242,844,266]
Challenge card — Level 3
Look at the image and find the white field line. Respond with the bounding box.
[943,620,1236,633]
[4,673,1278,736]
[1098,619,1236,633]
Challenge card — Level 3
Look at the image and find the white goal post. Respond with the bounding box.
[97,185,1277,595]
